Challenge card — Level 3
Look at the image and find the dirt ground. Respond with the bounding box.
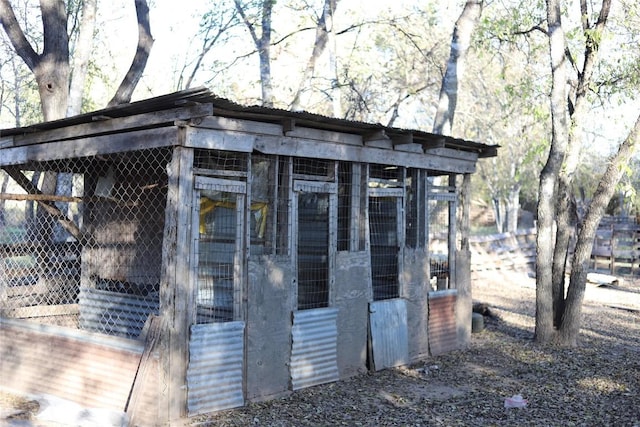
[2,269,639,426]
[192,269,640,427]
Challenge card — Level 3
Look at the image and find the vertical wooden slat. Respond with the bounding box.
[159,144,194,422]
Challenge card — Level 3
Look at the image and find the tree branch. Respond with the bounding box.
[0,0,39,71]
[107,0,153,107]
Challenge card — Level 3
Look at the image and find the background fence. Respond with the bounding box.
[470,216,640,278]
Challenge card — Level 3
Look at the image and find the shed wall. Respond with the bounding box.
[335,251,370,376]
[402,248,431,360]
[245,257,294,400]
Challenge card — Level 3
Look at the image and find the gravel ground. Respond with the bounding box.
[193,270,640,427]
[2,270,639,426]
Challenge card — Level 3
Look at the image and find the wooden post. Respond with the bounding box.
[159,145,194,423]
[448,174,457,287]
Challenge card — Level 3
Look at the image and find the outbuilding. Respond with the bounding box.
[0,88,497,424]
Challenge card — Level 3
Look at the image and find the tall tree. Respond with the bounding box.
[535,0,639,346]
[177,0,239,90]
[66,0,96,115]
[0,0,69,120]
[0,0,153,120]
[432,0,483,135]
[107,0,153,107]
[235,0,274,107]
[290,0,339,112]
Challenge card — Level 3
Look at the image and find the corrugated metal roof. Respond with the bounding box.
[0,87,498,158]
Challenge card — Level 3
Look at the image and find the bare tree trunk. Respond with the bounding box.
[492,197,504,233]
[1,0,70,120]
[535,0,569,344]
[290,0,339,111]
[67,0,97,116]
[550,0,611,330]
[505,184,521,233]
[327,10,341,118]
[432,0,483,135]
[558,114,639,346]
[108,0,153,107]
[235,0,274,107]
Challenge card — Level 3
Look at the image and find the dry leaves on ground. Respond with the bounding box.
[194,270,640,427]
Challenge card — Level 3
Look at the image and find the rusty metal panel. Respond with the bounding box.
[369,299,408,371]
[290,307,339,390]
[428,289,458,355]
[79,287,159,339]
[187,321,245,416]
[0,318,143,411]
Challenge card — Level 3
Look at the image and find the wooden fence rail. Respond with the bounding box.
[470,218,640,278]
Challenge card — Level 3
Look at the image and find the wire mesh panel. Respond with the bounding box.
[369,192,402,301]
[428,186,456,291]
[0,148,170,337]
[297,192,329,310]
[368,164,404,301]
[294,180,337,310]
[193,177,246,323]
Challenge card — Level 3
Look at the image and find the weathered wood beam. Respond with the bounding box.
[10,104,212,147]
[282,118,296,134]
[1,127,179,167]
[0,193,83,203]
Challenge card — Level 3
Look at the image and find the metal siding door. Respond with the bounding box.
[187,321,245,415]
[290,308,339,390]
[369,299,409,370]
[290,180,339,389]
[428,289,458,356]
[367,187,408,371]
[188,177,247,414]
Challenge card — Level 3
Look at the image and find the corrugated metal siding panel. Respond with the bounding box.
[187,321,245,416]
[290,307,339,390]
[428,290,458,355]
[369,299,409,371]
[79,287,159,339]
[0,318,143,411]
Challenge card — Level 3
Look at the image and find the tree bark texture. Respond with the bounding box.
[432,0,483,135]
[108,0,153,107]
[67,0,97,116]
[550,0,611,329]
[558,114,639,346]
[235,0,274,107]
[535,0,569,344]
[0,0,70,121]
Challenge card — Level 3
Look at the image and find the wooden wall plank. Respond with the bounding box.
[10,104,212,147]
[0,127,180,166]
